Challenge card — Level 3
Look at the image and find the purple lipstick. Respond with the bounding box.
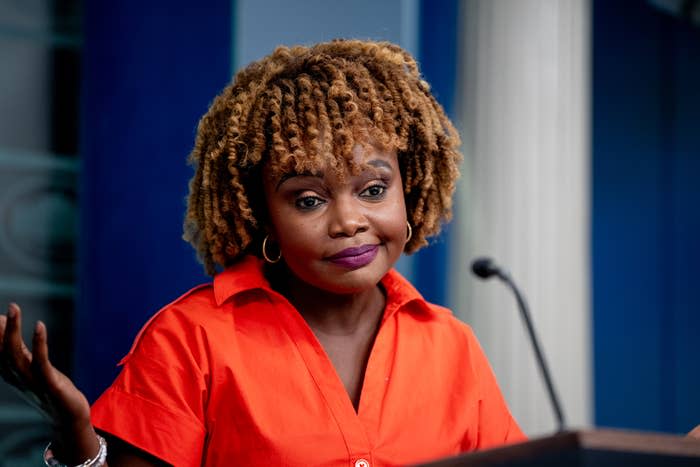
[326,244,379,269]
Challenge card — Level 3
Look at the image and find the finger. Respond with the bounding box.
[0,314,7,379]
[5,304,32,357]
[11,304,33,361]
[0,313,7,351]
[31,321,58,388]
[3,303,33,381]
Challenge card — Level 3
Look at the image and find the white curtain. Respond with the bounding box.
[449,0,592,436]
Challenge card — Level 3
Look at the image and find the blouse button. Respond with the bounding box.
[355,459,370,467]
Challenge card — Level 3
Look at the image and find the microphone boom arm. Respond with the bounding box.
[497,269,567,432]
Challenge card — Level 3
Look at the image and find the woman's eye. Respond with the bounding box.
[360,184,386,199]
[295,196,324,209]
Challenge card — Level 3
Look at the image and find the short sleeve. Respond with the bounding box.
[91,306,209,466]
[460,325,527,450]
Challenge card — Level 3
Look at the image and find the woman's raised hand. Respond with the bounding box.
[0,303,101,463]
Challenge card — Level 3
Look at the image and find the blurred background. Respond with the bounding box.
[0,0,698,463]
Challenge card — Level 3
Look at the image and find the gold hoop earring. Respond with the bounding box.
[262,235,281,263]
[406,221,413,243]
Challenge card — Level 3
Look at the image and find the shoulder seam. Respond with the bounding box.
[118,283,212,365]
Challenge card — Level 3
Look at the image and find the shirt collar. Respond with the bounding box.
[213,256,273,306]
[213,255,434,317]
[380,267,434,319]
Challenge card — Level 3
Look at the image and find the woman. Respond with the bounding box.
[0,39,527,466]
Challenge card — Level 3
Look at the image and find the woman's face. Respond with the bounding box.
[262,144,408,294]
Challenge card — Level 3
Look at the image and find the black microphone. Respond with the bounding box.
[471,256,567,432]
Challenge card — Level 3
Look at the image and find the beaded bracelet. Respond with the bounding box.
[43,435,107,467]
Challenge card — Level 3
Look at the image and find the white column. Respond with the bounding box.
[449,0,592,436]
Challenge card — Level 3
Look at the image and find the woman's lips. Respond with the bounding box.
[326,245,379,269]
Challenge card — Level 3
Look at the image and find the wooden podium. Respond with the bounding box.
[416,429,700,466]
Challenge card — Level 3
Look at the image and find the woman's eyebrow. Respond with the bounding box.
[274,160,391,190]
[366,159,393,172]
[275,171,322,190]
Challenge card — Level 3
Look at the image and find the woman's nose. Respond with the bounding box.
[328,196,369,238]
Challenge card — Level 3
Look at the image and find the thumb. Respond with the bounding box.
[688,425,700,440]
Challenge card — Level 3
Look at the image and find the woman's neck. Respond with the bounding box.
[271,265,386,336]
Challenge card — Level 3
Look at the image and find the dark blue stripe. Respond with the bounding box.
[415,0,459,306]
[656,12,676,434]
[76,1,231,401]
[593,0,700,433]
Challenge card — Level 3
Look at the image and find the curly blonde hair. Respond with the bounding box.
[184,39,462,275]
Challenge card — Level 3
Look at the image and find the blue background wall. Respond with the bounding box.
[77,1,229,400]
[413,0,459,306]
[593,0,700,433]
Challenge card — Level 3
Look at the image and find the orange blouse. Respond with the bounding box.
[91,256,524,466]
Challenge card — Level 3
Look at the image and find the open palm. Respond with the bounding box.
[0,303,95,457]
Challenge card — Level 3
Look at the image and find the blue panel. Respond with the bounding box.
[593,0,700,433]
[593,0,667,431]
[414,0,459,306]
[77,1,231,401]
[670,23,700,434]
